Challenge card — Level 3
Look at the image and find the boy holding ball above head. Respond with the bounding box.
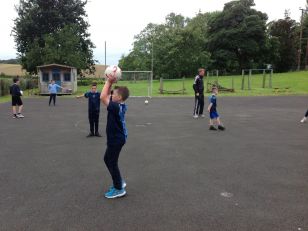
[100,73,129,199]
[76,83,102,137]
[10,77,24,119]
[208,86,225,131]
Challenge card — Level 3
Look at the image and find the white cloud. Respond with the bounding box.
[0,0,306,65]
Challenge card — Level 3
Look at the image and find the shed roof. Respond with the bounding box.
[37,63,76,69]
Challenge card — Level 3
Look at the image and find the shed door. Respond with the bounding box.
[52,69,61,92]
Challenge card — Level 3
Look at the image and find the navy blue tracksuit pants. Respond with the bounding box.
[104,144,124,190]
[89,110,99,134]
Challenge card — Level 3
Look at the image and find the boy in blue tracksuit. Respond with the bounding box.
[76,83,102,137]
[208,86,225,131]
[48,80,64,106]
[100,76,129,199]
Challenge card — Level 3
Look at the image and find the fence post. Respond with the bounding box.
[206,71,209,92]
[248,69,252,90]
[216,70,219,86]
[0,79,2,96]
[182,77,185,94]
[159,77,163,94]
[232,75,234,90]
[269,69,273,88]
[262,69,266,88]
[241,70,245,90]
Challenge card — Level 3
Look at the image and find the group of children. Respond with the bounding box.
[193,68,225,131]
[8,68,307,199]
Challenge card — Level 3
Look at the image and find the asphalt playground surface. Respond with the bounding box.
[0,96,308,231]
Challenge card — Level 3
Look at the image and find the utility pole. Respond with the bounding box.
[151,41,154,96]
[298,8,308,70]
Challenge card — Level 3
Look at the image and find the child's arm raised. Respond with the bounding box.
[100,77,116,106]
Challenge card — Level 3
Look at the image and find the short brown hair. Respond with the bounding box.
[198,68,205,74]
[115,86,129,101]
[92,82,97,87]
[212,85,218,91]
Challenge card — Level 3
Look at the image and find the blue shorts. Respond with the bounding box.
[210,111,219,119]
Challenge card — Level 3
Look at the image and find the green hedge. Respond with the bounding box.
[0,78,38,96]
[77,77,105,86]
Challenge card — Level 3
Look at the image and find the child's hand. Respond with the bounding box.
[106,75,117,84]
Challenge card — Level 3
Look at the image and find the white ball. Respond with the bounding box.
[104,65,122,81]
[145,100,149,105]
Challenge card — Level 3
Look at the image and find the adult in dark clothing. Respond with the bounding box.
[76,83,102,137]
[193,68,205,118]
[9,77,24,118]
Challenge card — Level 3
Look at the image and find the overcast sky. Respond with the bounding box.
[0,0,306,65]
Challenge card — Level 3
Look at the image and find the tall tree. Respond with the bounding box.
[13,0,95,74]
[119,12,214,78]
[268,11,298,71]
[207,0,268,72]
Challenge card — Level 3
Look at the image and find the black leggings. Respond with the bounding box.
[104,145,124,190]
[193,94,204,115]
[49,94,56,105]
[305,109,308,117]
[88,111,99,134]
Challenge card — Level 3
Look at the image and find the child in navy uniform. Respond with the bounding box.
[10,77,24,119]
[76,83,102,137]
[208,86,225,131]
[100,76,129,199]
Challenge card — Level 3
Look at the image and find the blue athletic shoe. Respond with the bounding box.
[105,187,126,199]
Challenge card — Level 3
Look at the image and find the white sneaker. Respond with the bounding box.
[200,114,205,118]
[193,114,198,119]
[17,114,25,118]
[300,117,307,123]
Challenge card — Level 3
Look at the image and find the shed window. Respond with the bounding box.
[64,73,71,82]
[42,73,49,82]
[52,73,60,81]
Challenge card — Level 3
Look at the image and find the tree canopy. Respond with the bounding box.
[13,0,95,74]
[119,0,307,77]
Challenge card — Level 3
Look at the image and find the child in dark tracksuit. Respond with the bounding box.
[76,83,101,137]
[10,77,24,119]
[193,68,205,118]
[100,76,129,199]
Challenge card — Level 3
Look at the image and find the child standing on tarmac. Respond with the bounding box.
[208,86,225,131]
[76,83,102,137]
[100,76,129,199]
[10,77,24,119]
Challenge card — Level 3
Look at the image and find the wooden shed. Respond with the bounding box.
[37,64,77,95]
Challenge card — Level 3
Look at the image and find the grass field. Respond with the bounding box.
[76,71,308,97]
[1,71,307,103]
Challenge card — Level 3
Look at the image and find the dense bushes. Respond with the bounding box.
[0,76,38,96]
